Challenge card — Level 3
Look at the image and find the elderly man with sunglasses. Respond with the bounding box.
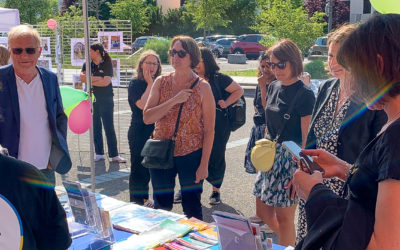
[0,25,71,184]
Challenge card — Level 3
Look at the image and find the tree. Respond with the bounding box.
[185,0,232,39]
[305,0,349,30]
[221,0,257,35]
[107,0,150,37]
[5,0,59,24]
[254,0,326,54]
[159,7,201,38]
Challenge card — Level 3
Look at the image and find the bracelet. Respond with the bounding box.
[344,163,353,180]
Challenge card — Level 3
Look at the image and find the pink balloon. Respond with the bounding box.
[68,100,92,134]
[47,19,57,30]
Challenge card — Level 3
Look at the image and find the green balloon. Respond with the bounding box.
[64,102,80,118]
[59,86,88,110]
[370,0,400,14]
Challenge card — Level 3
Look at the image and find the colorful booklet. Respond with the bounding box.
[112,219,191,250]
[110,204,186,233]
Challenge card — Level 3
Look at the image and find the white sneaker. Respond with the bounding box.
[111,155,126,163]
[94,154,105,161]
[249,215,263,223]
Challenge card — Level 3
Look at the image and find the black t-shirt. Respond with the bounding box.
[253,84,265,122]
[82,60,113,98]
[209,73,233,106]
[128,78,154,130]
[265,80,315,144]
[0,154,71,250]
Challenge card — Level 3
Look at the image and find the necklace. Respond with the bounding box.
[379,110,400,135]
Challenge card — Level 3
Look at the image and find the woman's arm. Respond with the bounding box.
[218,81,244,109]
[367,179,400,249]
[143,77,192,125]
[136,70,154,110]
[301,115,312,148]
[91,76,112,87]
[195,81,216,183]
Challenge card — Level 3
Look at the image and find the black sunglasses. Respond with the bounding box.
[169,49,188,58]
[11,48,38,55]
[268,61,286,70]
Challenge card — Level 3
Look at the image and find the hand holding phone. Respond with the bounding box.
[282,141,324,174]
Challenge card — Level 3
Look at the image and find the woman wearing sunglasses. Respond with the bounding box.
[143,36,215,220]
[80,42,126,163]
[194,47,243,205]
[296,24,386,244]
[293,14,400,249]
[254,40,315,246]
[127,50,162,207]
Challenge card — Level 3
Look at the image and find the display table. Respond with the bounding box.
[60,193,286,250]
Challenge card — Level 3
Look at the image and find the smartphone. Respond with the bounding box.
[282,141,324,174]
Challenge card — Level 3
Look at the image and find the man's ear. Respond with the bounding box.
[377,54,384,75]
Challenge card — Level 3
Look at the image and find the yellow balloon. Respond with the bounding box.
[370,0,400,14]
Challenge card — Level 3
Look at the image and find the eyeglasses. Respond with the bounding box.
[11,48,38,55]
[260,65,270,69]
[267,61,287,70]
[143,61,159,66]
[169,49,188,58]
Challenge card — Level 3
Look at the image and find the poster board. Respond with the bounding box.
[71,38,85,66]
[72,74,86,92]
[37,57,52,70]
[97,32,123,52]
[111,58,120,86]
[40,37,51,55]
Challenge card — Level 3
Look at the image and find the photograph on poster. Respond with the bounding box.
[109,32,123,52]
[98,32,110,50]
[111,58,120,86]
[72,74,86,91]
[0,37,7,47]
[40,37,51,55]
[37,57,52,70]
[71,38,85,66]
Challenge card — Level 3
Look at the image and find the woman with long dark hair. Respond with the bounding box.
[194,47,243,205]
[80,42,125,163]
[293,14,400,249]
[128,50,162,206]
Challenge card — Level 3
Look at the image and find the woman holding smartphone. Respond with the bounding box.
[253,40,315,246]
[293,14,400,249]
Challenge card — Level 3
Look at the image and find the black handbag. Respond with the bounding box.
[141,77,200,169]
[213,74,246,132]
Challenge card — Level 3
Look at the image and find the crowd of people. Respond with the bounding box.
[1,13,400,249]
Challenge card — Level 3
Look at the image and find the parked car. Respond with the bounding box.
[131,36,166,52]
[308,36,328,56]
[230,34,267,59]
[211,38,237,58]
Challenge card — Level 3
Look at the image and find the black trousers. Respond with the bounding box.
[150,149,203,220]
[206,109,231,189]
[128,124,154,204]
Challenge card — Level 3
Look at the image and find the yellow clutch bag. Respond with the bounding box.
[250,139,276,172]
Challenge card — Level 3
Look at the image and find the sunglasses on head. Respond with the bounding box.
[169,49,188,58]
[268,61,286,70]
[11,48,38,55]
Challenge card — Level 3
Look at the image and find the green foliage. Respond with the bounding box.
[107,0,150,37]
[185,0,232,36]
[304,60,329,79]
[254,0,325,54]
[5,0,59,24]
[222,0,257,35]
[143,38,172,64]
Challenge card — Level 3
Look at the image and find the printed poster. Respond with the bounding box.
[71,38,85,66]
[40,37,51,55]
[111,58,120,86]
[37,57,52,70]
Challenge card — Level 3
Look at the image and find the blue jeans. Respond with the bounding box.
[93,96,118,157]
[149,149,203,220]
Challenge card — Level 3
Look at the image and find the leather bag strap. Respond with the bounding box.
[172,77,200,140]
